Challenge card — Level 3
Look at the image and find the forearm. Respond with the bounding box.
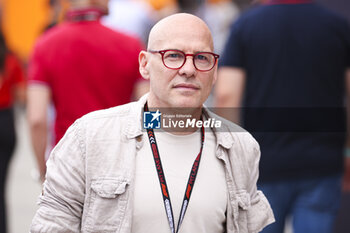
[30,122,48,181]
[214,67,246,124]
[27,85,51,181]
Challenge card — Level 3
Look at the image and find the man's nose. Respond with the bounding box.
[178,56,197,77]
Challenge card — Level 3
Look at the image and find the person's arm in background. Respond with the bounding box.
[27,85,50,182]
[213,15,246,124]
[13,82,26,106]
[10,54,26,106]
[344,68,350,192]
[27,38,53,183]
[214,67,246,124]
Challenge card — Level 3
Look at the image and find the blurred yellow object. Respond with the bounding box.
[147,0,176,11]
[208,0,230,3]
[2,0,50,61]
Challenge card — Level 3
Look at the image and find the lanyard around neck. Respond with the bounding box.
[144,103,205,233]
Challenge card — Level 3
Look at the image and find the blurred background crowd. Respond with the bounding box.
[0,0,349,232]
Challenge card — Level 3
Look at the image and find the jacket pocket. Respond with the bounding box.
[84,178,129,232]
[231,190,250,233]
[232,190,275,233]
[246,191,275,233]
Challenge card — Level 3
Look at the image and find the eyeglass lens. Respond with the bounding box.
[162,50,215,71]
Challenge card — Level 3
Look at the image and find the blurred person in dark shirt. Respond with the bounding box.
[215,0,350,232]
[27,0,146,183]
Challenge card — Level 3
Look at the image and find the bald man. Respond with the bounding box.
[30,13,274,233]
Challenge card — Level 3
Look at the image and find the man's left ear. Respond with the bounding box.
[139,51,150,80]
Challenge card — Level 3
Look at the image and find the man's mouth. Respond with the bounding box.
[173,83,200,90]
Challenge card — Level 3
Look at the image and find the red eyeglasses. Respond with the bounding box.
[148,49,220,72]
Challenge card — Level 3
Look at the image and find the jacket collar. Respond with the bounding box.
[203,108,236,150]
[124,94,148,140]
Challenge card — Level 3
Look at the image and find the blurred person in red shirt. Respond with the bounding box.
[27,0,146,182]
[0,31,26,233]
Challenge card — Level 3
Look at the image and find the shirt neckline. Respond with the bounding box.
[65,8,104,22]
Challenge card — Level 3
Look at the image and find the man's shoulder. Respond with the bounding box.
[241,3,349,23]
[236,3,327,20]
[65,101,140,142]
[79,101,138,123]
[229,5,273,33]
[235,4,271,22]
[35,23,71,45]
[78,94,147,124]
[32,23,78,56]
[313,5,350,30]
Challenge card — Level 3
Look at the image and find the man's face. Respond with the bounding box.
[140,16,217,109]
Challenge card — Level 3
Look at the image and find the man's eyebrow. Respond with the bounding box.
[151,48,214,54]
[166,49,213,53]
[195,51,213,53]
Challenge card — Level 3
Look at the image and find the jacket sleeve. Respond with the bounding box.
[30,120,86,232]
[239,135,275,233]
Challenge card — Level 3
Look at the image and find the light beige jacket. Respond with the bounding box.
[30,95,274,233]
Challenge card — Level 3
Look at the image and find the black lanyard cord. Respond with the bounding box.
[144,103,205,233]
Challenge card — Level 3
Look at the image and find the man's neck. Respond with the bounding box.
[68,0,108,15]
[69,0,90,9]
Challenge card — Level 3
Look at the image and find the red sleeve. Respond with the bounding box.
[28,41,50,86]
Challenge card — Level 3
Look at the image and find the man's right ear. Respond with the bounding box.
[139,51,150,80]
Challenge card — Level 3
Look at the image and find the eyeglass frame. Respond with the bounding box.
[148,49,220,72]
